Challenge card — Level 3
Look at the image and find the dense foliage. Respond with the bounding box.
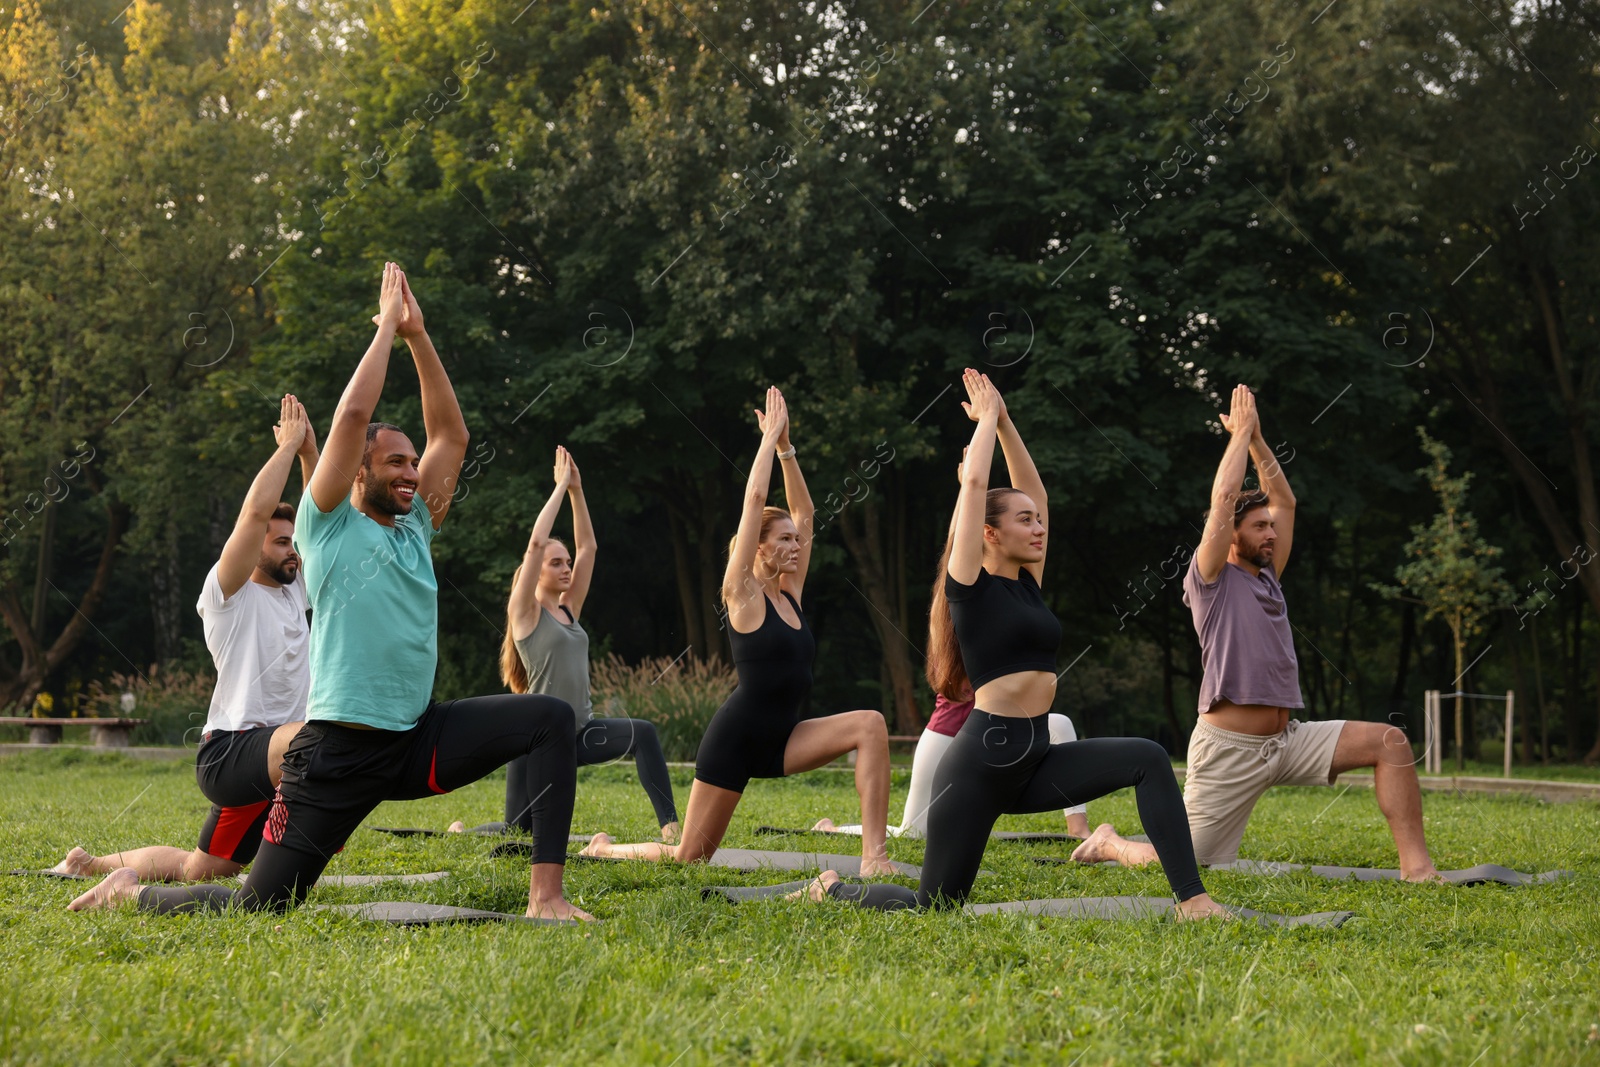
[3,0,1598,761]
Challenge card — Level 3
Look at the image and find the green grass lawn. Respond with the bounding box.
[2,748,1597,1066]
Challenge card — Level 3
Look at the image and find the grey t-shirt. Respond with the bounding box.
[1182,556,1304,712]
[514,605,594,728]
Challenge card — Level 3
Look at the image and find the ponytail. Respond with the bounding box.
[926,488,1024,699]
[500,563,531,693]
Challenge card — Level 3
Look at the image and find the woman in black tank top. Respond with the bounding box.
[581,387,895,876]
[807,370,1229,918]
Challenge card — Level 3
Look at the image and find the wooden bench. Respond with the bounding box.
[0,716,151,747]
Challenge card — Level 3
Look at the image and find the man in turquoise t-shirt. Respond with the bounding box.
[78,263,593,922]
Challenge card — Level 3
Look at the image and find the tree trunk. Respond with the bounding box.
[1530,616,1550,763]
[1511,625,1533,765]
[1161,588,1183,747]
[1391,600,1415,725]
[1453,615,1465,773]
[1586,640,1600,765]
[29,501,56,637]
[148,520,184,663]
[0,503,129,708]
[836,499,923,734]
[696,501,724,663]
[666,507,706,657]
[1567,587,1583,759]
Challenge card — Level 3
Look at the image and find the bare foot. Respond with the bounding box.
[659,822,680,845]
[1173,893,1234,921]
[527,896,596,922]
[579,832,614,858]
[1065,815,1091,840]
[68,867,140,911]
[446,821,466,834]
[786,870,842,902]
[51,846,94,876]
[810,818,838,832]
[1401,866,1446,883]
[859,855,898,878]
[1070,823,1157,866]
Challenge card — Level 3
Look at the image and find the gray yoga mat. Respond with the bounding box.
[754,825,1081,843]
[967,897,1355,928]
[1211,859,1573,886]
[702,882,1352,927]
[302,871,451,887]
[371,827,594,844]
[575,848,925,879]
[310,901,578,926]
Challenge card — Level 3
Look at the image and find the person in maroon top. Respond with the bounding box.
[1075,385,1441,879]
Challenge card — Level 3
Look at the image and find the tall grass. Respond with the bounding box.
[82,665,214,745]
[589,652,735,760]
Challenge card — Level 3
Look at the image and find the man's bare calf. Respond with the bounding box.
[52,845,243,883]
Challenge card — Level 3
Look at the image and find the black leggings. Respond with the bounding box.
[136,694,577,915]
[483,717,678,833]
[830,710,1206,910]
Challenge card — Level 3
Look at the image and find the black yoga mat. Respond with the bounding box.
[309,901,579,926]
[8,868,88,880]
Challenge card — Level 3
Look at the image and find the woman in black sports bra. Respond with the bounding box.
[582,387,895,875]
[806,369,1228,916]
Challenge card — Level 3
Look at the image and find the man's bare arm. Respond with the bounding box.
[308,263,405,514]
[1195,384,1257,584]
[399,276,469,530]
[1249,419,1296,576]
[218,396,306,598]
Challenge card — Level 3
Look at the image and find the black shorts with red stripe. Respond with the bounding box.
[262,696,576,865]
[197,800,272,863]
[194,727,281,863]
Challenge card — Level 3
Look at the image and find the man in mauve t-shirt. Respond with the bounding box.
[1075,385,1440,880]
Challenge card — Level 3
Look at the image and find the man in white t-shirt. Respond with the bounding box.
[55,395,319,884]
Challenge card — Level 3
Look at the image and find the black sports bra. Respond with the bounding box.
[945,567,1061,689]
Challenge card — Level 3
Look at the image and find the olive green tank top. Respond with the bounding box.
[514,605,594,727]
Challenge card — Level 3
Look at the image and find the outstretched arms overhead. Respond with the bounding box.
[509,447,590,641]
[1196,384,1258,584]
[400,274,469,530]
[948,369,1002,586]
[217,394,317,598]
[308,263,405,515]
[723,387,788,630]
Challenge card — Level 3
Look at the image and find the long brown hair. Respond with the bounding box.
[499,536,570,693]
[721,506,791,603]
[927,488,1025,699]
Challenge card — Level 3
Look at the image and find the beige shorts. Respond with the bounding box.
[1182,716,1346,866]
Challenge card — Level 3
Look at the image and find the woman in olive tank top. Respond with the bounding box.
[457,447,680,841]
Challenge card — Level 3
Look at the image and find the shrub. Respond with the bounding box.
[84,665,215,746]
[589,652,734,761]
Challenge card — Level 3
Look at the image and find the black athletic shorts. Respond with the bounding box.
[194,727,281,863]
[263,700,574,863]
